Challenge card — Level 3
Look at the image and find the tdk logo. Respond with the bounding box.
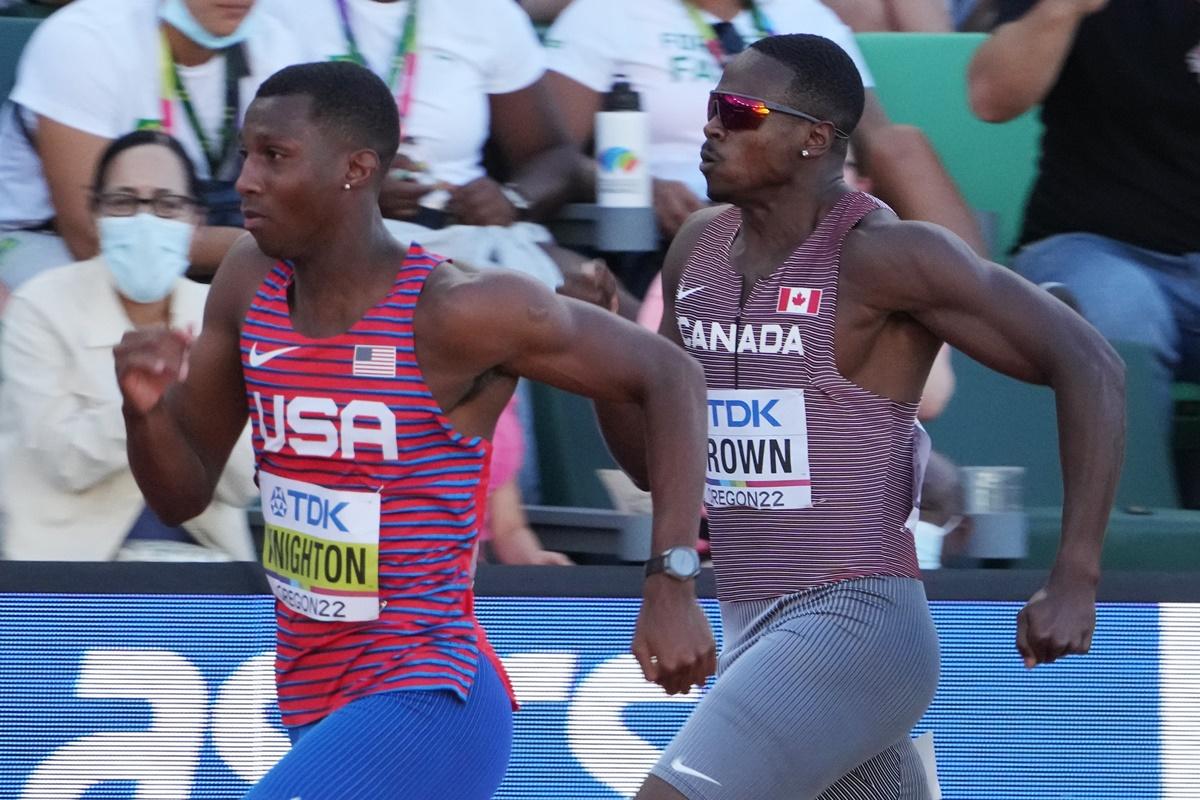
[707,398,780,428]
[273,486,349,532]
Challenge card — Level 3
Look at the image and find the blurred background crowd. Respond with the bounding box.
[0,0,1196,574]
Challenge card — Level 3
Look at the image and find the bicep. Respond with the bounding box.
[901,235,1086,385]
[35,117,108,259]
[488,79,570,168]
[543,71,601,147]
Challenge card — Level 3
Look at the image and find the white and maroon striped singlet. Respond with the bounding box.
[677,192,923,601]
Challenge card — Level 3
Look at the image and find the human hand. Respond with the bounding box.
[447,177,519,227]
[1016,577,1097,668]
[529,549,574,566]
[557,258,619,313]
[379,174,436,220]
[114,326,193,416]
[632,576,717,695]
[653,179,706,239]
[1048,0,1109,16]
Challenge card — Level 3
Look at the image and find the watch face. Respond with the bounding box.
[667,548,699,577]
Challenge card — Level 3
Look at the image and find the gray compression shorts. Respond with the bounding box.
[650,576,940,800]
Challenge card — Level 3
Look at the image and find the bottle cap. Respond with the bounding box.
[604,75,641,111]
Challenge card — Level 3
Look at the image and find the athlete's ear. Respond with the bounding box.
[344,148,382,190]
[800,122,836,160]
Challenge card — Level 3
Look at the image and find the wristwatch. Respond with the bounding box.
[500,183,532,218]
[644,546,702,581]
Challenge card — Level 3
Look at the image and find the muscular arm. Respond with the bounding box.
[424,266,707,554]
[488,78,579,220]
[594,207,723,489]
[118,235,263,524]
[853,94,989,255]
[967,0,1102,123]
[856,222,1124,586]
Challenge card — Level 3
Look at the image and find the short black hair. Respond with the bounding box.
[749,34,865,142]
[255,61,400,165]
[92,129,200,199]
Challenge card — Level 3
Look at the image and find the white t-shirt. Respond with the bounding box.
[272,0,545,187]
[0,0,302,230]
[545,0,874,199]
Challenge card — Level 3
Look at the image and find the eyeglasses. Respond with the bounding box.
[707,92,850,139]
[95,192,197,219]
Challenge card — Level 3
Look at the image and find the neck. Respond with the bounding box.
[691,0,748,21]
[163,22,217,68]
[121,295,172,328]
[288,206,406,335]
[734,171,848,268]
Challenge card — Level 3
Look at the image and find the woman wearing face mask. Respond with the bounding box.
[0,130,257,561]
[0,0,301,298]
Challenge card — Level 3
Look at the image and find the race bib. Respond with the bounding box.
[260,472,381,622]
[705,389,813,510]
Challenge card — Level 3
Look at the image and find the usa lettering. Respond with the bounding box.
[678,317,804,355]
[253,393,398,460]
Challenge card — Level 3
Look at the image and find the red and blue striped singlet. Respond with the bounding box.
[677,193,925,602]
[241,243,510,727]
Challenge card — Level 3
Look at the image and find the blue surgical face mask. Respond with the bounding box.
[99,213,195,304]
[159,0,259,50]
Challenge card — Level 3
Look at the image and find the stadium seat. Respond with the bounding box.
[0,16,38,104]
[854,32,1042,262]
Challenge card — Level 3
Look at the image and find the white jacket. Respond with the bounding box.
[0,257,257,560]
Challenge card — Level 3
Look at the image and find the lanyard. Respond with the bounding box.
[683,1,775,68]
[335,0,419,135]
[157,29,245,179]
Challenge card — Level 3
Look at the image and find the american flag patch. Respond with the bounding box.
[352,345,396,378]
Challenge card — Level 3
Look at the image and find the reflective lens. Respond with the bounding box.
[707,92,771,131]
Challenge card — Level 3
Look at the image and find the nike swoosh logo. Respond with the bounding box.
[248,343,300,367]
[677,285,705,301]
[670,757,721,786]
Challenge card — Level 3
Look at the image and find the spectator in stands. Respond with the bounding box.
[0,0,301,294]
[271,0,628,313]
[968,0,1200,438]
[478,399,573,566]
[0,130,256,561]
[914,450,971,569]
[543,0,986,296]
[819,0,952,31]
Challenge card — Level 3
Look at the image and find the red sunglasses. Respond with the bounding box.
[707,91,850,139]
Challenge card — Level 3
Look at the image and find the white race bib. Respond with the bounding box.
[260,472,381,622]
[704,389,813,510]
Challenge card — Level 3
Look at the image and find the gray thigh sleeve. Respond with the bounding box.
[650,577,939,800]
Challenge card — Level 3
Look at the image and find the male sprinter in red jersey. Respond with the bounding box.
[113,62,715,798]
[599,35,1126,800]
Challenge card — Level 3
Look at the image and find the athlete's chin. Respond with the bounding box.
[703,179,735,205]
[247,229,294,262]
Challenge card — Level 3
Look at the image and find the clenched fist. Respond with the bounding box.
[114,326,193,416]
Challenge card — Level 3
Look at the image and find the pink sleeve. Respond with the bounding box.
[488,399,526,492]
[636,272,665,332]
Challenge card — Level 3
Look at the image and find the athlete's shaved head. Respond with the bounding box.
[255,61,400,167]
[749,34,865,147]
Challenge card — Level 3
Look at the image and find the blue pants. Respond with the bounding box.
[244,657,512,799]
[1014,232,1200,439]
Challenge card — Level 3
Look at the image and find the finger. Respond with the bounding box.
[632,640,659,683]
[1016,611,1035,668]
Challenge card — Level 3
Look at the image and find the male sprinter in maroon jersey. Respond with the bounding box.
[114,61,715,798]
[599,34,1125,799]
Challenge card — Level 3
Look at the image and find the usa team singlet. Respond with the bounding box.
[241,243,511,728]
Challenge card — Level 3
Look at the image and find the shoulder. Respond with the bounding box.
[204,233,278,328]
[762,0,852,33]
[11,259,101,310]
[20,0,141,61]
[842,213,984,304]
[421,260,558,324]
